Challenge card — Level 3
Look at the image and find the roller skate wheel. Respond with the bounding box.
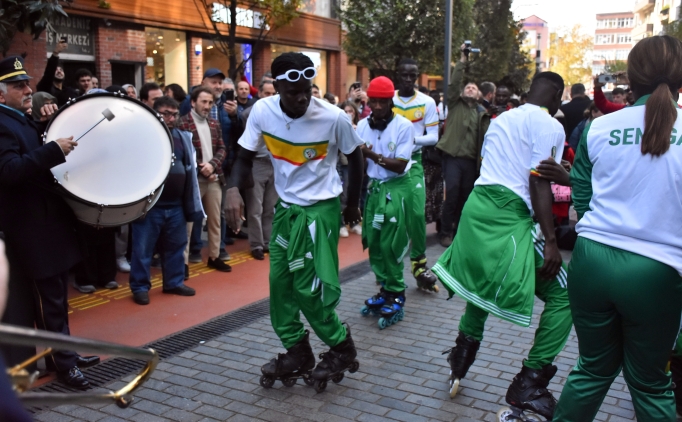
[313,379,327,393]
[519,411,543,421]
[331,373,344,383]
[378,318,388,329]
[360,305,370,316]
[281,377,297,387]
[303,375,315,386]
[432,285,439,292]
[449,377,460,398]
[259,375,275,389]
[348,360,360,373]
[496,407,514,422]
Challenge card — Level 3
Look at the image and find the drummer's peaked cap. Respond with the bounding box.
[0,56,32,82]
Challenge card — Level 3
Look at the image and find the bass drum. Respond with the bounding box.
[43,92,173,227]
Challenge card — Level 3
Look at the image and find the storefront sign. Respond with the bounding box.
[211,3,268,29]
[46,16,95,60]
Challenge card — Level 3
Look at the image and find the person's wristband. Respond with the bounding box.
[376,154,385,166]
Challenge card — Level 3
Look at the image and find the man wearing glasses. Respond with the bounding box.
[0,56,94,389]
[128,96,204,305]
[225,52,365,390]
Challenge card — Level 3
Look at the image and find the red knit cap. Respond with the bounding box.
[366,76,395,99]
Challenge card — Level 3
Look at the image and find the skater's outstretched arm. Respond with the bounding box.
[530,176,562,280]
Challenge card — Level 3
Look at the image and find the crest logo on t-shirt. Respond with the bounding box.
[303,148,317,160]
[388,142,396,152]
[414,110,423,119]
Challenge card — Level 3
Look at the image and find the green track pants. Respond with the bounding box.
[554,237,682,422]
[458,228,572,370]
[406,152,426,261]
[269,199,347,350]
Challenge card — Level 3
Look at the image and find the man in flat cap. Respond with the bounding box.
[0,56,97,389]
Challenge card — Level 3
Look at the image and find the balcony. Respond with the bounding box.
[634,0,655,13]
[631,23,654,39]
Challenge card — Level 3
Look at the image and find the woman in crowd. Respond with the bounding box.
[554,35,682,421]
[164,83,187,104]
[122,84,138,99]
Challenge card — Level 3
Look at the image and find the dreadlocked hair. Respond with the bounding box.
[627,35,682,157]
[271,52,315,79]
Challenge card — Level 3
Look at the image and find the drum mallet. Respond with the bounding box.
[75,109,115,142]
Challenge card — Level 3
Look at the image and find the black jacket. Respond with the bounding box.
[559,96,591,140]
[36,55,79,107]
[0,106,82,279]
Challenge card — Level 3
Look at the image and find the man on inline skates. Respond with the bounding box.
[431,71,573,421]
[225,53,365,392]
[357,76,415,329]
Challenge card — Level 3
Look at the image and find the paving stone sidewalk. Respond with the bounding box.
[36,243,659,422]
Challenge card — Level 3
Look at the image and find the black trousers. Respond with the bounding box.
[74,223,116,287]
[440,155,477,237]
[32,271,77,372]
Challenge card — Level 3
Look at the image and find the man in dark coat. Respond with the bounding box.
[559,83,591,139]
[0,56,96,389]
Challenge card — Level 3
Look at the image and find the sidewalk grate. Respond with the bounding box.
[28,258,373,413]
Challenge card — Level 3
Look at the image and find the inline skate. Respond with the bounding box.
[260,330,315,389]
[443,331,480,397]
[311,324,360,393]
[378,290,405,329]
[412,256,439,293]
[361,288,386,316]
[497,364,558,421]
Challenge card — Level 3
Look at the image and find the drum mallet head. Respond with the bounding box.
[75,108,116,142]
[102,108,115,121]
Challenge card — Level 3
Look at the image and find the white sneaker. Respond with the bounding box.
[339,226,349,238]
[116,257,131,273]
[350,224,362,235]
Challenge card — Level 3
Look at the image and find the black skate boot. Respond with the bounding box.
[498,364,558,421]
[260,330,316,388]
[443,331,480,398]
[411,255,439,293]
[378,290,405,329]
[311,324,360,393]
[361,288,386,317]
[670,355,682,415]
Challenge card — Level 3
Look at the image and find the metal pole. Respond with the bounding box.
[443,0,453,104]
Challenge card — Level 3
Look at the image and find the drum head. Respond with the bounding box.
[46,94,172,206]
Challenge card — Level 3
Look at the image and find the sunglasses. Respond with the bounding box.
[275,67,317,83]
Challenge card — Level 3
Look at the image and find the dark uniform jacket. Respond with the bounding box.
[0,105,82,279]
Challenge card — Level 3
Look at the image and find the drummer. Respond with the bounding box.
[0,56,97,389]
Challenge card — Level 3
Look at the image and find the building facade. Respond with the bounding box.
[593,12,634,75]
[6,0,368,99]
[520,15,549,73]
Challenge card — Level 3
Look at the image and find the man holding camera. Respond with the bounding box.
[435,43,491,247]
[36,39,79,107]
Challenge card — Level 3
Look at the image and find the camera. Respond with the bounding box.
[463,40,481,55]
[220,89,234,103]
[350,81,362,91]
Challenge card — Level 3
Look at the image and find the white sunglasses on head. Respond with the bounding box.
[275,67,318,82]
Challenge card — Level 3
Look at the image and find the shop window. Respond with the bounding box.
[271,44,328,95]
[145,28,188,91]
[201,40,252,85]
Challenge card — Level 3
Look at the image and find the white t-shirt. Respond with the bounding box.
[356,114,414,182]
[238,95,364,206]
[576,103,682,276]
[393,91,439,151]
[476,103,565,212]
